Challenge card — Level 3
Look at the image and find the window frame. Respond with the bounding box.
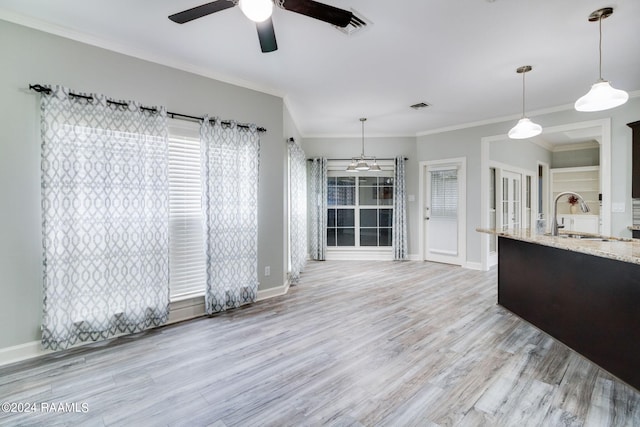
[326,162,395,253]
[167,119,206,302]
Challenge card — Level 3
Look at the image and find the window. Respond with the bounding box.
[327,174,393,248]
[168,123,206,301]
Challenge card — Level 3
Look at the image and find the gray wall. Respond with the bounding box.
[302,136,419,256]
[418,96,640,264]
[551,147,600,168]
[490,138,552,173]
[0,20,286,349]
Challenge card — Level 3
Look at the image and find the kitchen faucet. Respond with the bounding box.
[551,191,590,236]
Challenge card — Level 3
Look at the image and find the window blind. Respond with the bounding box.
[168,132,206,301]
[430,169,458,218]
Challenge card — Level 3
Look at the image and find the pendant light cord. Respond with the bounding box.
[521,71,526,118]
[360,118,366,157]
[598,15,603,81]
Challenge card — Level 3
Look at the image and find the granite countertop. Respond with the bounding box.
[477,228,640,265]
[628,225,640,231]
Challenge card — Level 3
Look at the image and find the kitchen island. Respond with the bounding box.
[478,228,640,391]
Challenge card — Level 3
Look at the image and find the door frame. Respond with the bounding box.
[419,157,467,266]
[479,117,611,271]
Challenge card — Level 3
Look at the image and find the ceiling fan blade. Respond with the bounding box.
[169,0,236,24]
[280,0,353,28]
[256,18,278,53]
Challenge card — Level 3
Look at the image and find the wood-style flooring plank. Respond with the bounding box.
[0,260,639,426]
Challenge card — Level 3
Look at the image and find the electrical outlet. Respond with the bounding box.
[264,266,270,276]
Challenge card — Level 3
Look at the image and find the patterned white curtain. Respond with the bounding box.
[201,117,260,314]
[40,85,169,351]
[393,156,409,260]
[288,140,308,283]
[309,158,327,261]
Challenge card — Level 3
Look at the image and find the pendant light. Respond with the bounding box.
[239,0,273,23]
[508,65,542,140]
[346,118,381,172]
[575,7,628,112]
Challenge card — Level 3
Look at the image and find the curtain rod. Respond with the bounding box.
[29,84,267,133]
[307,157,408,161]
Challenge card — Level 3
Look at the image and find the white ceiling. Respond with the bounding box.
[1,0,638,137]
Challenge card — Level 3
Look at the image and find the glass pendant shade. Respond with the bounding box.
[345,118,381,172]
[239,0,273,22]
[575,80,629,112]
[509,65,542,140]
[355,160,370,171]
[369,161,382,172]
[508,117,542,140]
[575,8,628,112]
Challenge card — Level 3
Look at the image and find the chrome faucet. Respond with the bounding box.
[551,191,590,236]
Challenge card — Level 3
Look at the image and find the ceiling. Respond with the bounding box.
[1,0,638,137]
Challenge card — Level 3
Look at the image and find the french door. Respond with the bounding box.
[500,170,522,231]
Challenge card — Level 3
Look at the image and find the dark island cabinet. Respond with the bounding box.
[498,237,640,391]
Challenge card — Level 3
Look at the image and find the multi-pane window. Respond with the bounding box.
[327,175,393,248]
[327,177,356,246]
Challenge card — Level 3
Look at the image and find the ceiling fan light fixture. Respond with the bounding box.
[509,65,542,140]
[239,0,273,22]
[575,7,628,112]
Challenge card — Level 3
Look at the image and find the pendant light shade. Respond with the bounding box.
[508,118,543,140]
[239,0,273,22]
[575,7,628,112]
[508,65,542,140]
[345,118,381,172]
[575,80,629,112]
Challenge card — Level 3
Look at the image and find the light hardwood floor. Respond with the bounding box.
[1,260,639,426]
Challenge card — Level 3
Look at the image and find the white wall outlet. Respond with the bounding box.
[264,266,270,276]
[408,194,415,202]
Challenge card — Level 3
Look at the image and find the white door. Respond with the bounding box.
[499,171,522,231]
[424,162,465,265]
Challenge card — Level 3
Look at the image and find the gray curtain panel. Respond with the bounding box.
[287,140,308,283]
[309,158,327,261]
[200,117,260,314]
[393,156,409,260]
[40,85,170,351]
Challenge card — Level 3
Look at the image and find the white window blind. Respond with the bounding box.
[168,125,206,301]
[430,168,458,218]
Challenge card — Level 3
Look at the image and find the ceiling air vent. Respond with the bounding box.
[410,102,431,110]
[334,9,370,35]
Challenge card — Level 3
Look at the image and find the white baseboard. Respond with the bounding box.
[256,280,290,301]
[0,341,48,367]
[465,261,484,271]
[0,281,292,368]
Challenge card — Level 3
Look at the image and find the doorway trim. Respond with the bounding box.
[419,157,467,266]
[480,118,611,271]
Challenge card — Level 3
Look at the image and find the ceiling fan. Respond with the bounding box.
[169,0,355,53]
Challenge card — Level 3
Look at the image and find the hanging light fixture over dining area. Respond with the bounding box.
[346,118,381,172]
